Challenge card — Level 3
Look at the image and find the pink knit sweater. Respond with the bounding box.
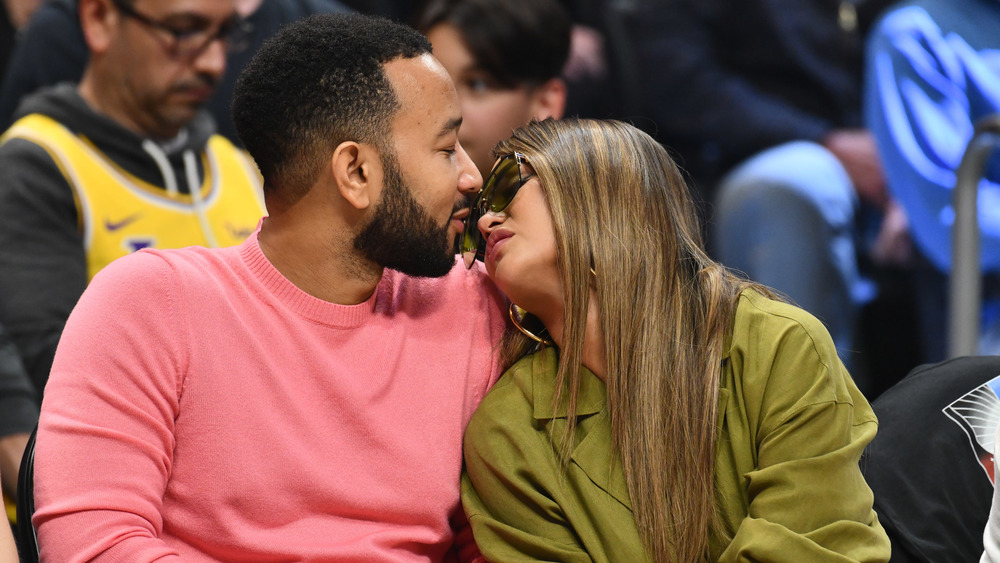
[33,229,507,562]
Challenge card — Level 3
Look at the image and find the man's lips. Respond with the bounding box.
[173,81,217,102]
[451,207,470,231]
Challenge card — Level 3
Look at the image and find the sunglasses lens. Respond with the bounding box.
[461,155,523,269]
[488,159,523,213]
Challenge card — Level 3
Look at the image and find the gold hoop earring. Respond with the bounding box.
[509,303,554,345]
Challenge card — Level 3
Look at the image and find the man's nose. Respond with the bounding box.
[192,36,227,79]
[456,142,482,195]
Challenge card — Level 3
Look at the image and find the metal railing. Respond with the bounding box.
[948,115,1000,358]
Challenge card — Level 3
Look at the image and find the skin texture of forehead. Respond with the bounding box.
[134,0,237,22]
[383,53,460,133]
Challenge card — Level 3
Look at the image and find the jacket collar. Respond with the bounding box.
[524,348,632,509]
[529,347,606,420]
[523,330,735,512]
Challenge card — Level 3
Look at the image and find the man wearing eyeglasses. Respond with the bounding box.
[0,0,352,143]
[0,0,264,424]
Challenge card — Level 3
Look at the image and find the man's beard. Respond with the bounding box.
[353,150,457,278]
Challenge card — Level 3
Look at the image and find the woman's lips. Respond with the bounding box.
[484,230,513,266]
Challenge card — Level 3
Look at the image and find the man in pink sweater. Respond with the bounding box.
[31,13,507,562]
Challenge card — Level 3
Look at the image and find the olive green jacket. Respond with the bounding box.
[462,290,890,562]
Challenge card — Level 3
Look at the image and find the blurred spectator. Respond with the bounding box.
[860,355,1000,562]
[337,0,411,20]
[0,0,266,401]
[0,0,40,27]
[0,322,34,504]
[0,0,84,129]
[557,0,647,123]
[627,0,897,390]
[865,0,1000,359]
[0,0,43,80]
[414,0,570,179]
[0,0,351,144]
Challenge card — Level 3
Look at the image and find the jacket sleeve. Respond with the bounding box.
[721,307,890,562]
[0,138,88,396]
[462,455,593,562]
[33,251,185,562]
[863,5,1000,272]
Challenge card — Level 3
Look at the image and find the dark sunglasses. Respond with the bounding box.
[461,152,533,269]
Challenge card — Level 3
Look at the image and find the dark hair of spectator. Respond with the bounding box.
[413,0,570,90]
[232,13,431,199]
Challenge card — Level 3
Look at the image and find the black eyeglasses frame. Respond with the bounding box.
[109,0,253,59]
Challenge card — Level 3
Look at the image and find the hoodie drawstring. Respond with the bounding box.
[142,139,219,248]
[142,140,178,197]
[183,150,219,248]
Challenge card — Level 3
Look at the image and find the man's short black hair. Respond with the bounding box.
[232,13,432,198]
[413,0,570,90]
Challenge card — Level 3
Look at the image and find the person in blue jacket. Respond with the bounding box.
[865,0,1000,357]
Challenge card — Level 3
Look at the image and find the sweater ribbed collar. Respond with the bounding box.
[237,228,388,329]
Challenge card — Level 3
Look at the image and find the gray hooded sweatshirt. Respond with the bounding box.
[0,83,220,397]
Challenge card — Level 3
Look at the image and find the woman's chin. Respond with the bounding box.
[484,256,498,280]
[489,268,519,303]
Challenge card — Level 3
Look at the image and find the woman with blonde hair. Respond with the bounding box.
[459,118,890,562]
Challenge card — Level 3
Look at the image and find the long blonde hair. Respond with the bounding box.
[495,119,770,562]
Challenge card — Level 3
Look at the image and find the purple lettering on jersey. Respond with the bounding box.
[126,240,154,253]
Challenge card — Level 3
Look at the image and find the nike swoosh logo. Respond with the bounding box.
[104,214,142,232]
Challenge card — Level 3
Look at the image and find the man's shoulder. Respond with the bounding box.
[139,244,243,270]
[0,119,73,196]
[0,130,61,167]
[98,245,239,287]
[4,83,87,135]
[1,111,86,161]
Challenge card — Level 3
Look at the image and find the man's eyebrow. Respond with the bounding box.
[437,117,463,138]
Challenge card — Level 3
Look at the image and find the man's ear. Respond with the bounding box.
[331,141,379,211]
[79,0,116,54]
[530,78,568,121]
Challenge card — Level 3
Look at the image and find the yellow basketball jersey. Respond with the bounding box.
[2,114,266,281]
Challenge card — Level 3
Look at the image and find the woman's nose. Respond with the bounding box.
[477,209,507,237]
